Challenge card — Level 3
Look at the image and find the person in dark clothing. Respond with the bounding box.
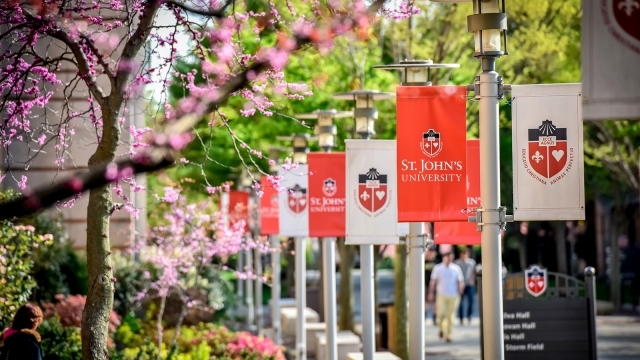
[0,303,44,360]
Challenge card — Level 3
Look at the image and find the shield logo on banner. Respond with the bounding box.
[323,178,337,197]
[525,265,548,297]
[287,184,307,214]
[420,129,443,157]
[357,168,389,215]
[602,0,640,54]
[527,120,568,179]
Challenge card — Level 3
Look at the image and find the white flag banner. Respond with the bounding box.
[582,0,640,120]
[512,84,585,221]
[346,140,400,245]
[220,192,230,228]
[278,164,309,237]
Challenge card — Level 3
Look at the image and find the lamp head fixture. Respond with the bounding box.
[373,59,460,86]
[430,0,509,57]
[332,90,395,140]
[296,109,351,152]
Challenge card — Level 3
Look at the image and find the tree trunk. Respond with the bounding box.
[611,210,625,312]
[393,244,408,360]
[553,222,568,274]
[337,237,355,331]
[81,108,120,360]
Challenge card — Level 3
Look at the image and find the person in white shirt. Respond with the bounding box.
[428,252,464,342]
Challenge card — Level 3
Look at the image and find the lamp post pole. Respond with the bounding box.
[274,134,315,360]
[269,148,283,345]
[333,90,394,359]
[296,109,350,360]
[431,1,513,358]
[373,60,459,360]
[240,168,256,333]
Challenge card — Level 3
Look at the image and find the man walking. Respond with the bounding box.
[428,252,464,342]
[454,248,476,324]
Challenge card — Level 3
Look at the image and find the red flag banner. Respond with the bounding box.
[308,153,346,237]
[396,86,468,222]
[221,191,250,233]
[260,176,279,235]
[435,139,480,245]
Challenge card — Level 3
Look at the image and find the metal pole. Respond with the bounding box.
[323,238,338,360]
[478,56,505,360]
[246,247,256,332]
[360,243,376,358]
[359,130,376,360]
[272,235,282,345]
[295,236,307,360]
[585,267,598,360]
[408,222,425,360]
[255,245,263,334]
[238,250,244,315]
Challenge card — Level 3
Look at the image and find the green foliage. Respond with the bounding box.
[39,317,83,360]
[112,254,158,317]
[22,214,89,301]
[0,190,53,328]
[112,320,284,360]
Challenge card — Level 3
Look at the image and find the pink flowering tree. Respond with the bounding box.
[0,0,419,359]
[134,189,246,349]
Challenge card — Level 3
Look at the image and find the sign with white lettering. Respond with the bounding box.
[396,86,468,222]
[220,191,250,234]
[345,140,400,245]
[435,139,481,245]
[582,0,640,120]
[259,176,279,235]
[278,164,309,237]
[308,153,346,237]
[503,298,592,359]
[511,84,585,221]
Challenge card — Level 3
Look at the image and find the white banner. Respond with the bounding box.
[346,140,400,245]
[512,84,585,221]
[582,0,640,120]
[278,164,309,237]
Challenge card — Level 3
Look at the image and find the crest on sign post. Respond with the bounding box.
[601,0,640,55]
[357,168,389,216]
[527,120,568,180]
[420,129,443,157]
[322,178,337,197]
[287,184,307,214]
[525,265,548,297]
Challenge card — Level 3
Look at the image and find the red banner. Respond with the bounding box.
[308,152,346,237]
[222,191,249,233]
[260,176,279,235]
[435,139,481,245]
[396,86,468,222]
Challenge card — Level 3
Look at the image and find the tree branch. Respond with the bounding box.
[163,0,234,18]
[114,0,162,97]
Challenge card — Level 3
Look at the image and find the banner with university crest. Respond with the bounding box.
[512,84,585,221]
[346,140,399,245]
[278,164,309,237]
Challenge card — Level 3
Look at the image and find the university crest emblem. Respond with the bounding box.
[323,178,337,197]
[527,120,567,180]
[420,129,442,157]
[601,0,640,54]
[287,184,307,214]
[357,168,389,215]
[525,265,547,297]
